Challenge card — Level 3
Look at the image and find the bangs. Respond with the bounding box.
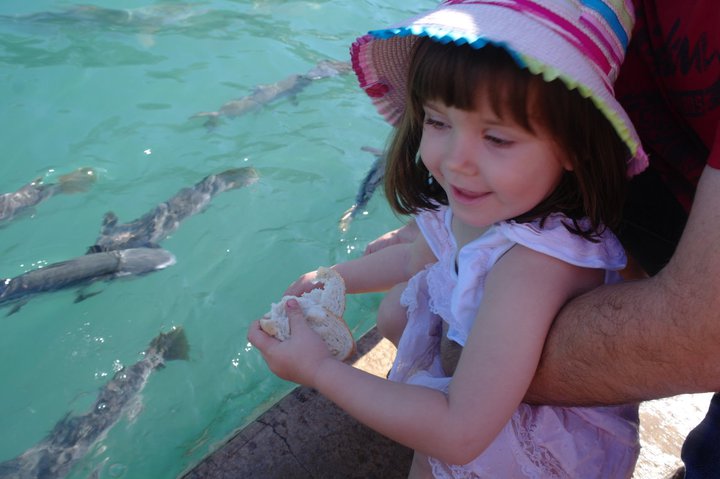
[408,39,536,131]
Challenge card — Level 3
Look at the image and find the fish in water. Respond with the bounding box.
[304,59,353,80]
[0,5,246,48]
[0,327,189,479]
[339,146,387,232]
[0,248,176,314]
[191,59,352,127]
[0,167,96,225]
[88,167,258,253]
[0,4,211,30]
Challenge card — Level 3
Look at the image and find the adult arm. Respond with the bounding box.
[527,165,720,405]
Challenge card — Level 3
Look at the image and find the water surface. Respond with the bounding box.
[0,1,435,477]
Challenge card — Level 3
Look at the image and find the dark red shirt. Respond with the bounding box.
[615,0,720,210]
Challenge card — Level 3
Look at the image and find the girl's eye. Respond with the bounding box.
[424,117,448,130]
[485,134,513,147]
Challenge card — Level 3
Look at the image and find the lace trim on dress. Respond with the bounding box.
[425,258,454,319]
[429,459,480,479]
[416,207,457,322]
[394,269,444,383]
[416,207,454,260]
[425,408,574,479]
[510,407,572,479]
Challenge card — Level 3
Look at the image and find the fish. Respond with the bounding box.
[0,247,176,314]
[0,5,248,49]
[304,59,353,80]
[87,167,258,253]
[0,327,190,479]
[339,146,387,232]
[0,4,211,30]
[0,167,96,225]
[191,59,352,127]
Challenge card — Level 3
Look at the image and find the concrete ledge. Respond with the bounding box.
[182,328,413,478]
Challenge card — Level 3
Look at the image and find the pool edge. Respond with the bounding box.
[180,327,413,478]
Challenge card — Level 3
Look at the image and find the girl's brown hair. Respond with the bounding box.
[383,38,629,239]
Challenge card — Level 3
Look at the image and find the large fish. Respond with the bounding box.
[191,60,352,127]
[0,168,96,225]
[0,5,211,30]
[0,5,245,49]
[88,167,258,253]
[339,146,386,232]
[0,327,190,479]
[0,248,176,314]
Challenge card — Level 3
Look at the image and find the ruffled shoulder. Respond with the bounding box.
[415,206,453,260]
[495,214,626,270]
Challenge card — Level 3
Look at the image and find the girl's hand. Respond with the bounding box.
[364,221,419,256]
[247,299,334,387]
[283,269,324,297]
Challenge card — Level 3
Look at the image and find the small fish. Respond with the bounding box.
[0,327,190,479]
[0,167,96,225]
[88,167,258,253]
[339,146,386,232]
[191,59,352,128]
[192,75,312,127]
[0,248,176,314]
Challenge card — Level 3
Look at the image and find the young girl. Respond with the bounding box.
[249,0,649,476]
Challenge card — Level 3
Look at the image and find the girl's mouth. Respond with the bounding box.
[451,185,489,204]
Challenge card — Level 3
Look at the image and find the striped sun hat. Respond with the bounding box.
[350,0,648,176]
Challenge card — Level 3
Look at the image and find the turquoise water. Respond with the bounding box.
[0,1,435,477]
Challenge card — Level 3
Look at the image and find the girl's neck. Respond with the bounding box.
[451,215,490,250]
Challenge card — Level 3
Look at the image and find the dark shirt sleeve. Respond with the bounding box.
[709,126,720,170]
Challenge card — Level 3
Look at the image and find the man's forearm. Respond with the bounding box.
[527,166,720,406]
[526,275,683,405]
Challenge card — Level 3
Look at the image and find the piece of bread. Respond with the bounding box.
[260,267,356,360]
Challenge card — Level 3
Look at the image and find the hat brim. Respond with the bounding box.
[351,4,648,176]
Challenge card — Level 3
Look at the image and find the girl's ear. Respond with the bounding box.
[551,141,574,172]
[560,154,575,172]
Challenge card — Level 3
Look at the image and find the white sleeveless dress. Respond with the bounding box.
[388,206,640,478]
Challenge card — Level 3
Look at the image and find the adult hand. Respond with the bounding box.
[247,299,334,387]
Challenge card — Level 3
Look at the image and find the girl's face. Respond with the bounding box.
[419,96,573,229]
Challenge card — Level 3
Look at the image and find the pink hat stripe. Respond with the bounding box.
[580,15,623,72]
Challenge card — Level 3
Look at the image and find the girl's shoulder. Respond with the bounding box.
[496,213,626,271]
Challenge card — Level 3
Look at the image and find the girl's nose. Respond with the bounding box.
[445,134,479,175]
